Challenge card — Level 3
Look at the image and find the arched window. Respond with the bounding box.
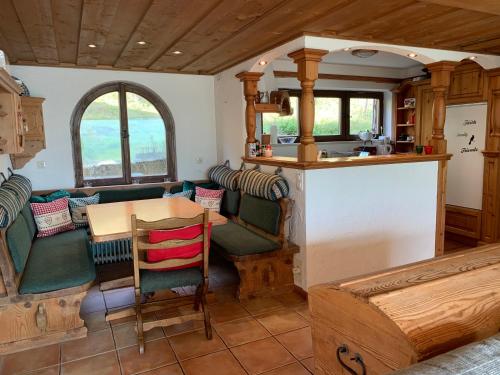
[71,82,176,187]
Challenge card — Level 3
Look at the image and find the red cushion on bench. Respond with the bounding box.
[146,223,211,271]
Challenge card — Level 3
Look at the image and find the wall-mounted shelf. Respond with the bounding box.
[0,68,24,155]
[397,106,416,110]
[255,103,281,113]
[397,124,415,127]
[397,140,415,144]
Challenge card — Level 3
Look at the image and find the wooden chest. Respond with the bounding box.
[309,245,500,375]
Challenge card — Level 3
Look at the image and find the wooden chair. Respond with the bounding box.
[131,210,212,354]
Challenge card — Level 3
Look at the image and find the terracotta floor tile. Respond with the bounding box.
[241,297,285,315]
[118,339,177,375]
[274,293,307,308]
[294,305,311,323]
[0,344,60,374]
[276,327,313,360]
[181,350,246,375]
[61,351,120,375]
[61,328,115,362]
[168,329,226,361]
[141,363,184,375]
[301,357,315,373]
[156,306,205,337]
[113,322,164,349]
[211,286,238,304]
[230,337,295,375]
[23,365,60,375]
[262,362,311,375]
[208,302,249,323]
[215,317,270,347]
[83,310,110,332]
[256,310,309,335]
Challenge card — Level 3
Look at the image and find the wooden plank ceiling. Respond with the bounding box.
[1,0,500,75]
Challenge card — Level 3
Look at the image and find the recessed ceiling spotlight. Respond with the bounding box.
[343,47,350,51]
[351,49,378,58]
[172,50,183,55]
[88,44,97,48]
[468,55,477,60]
[258,60,267,66]
[408,52,418,58]
[137,41,147,45]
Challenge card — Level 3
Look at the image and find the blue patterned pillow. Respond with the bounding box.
[163,190,193,199]
[68,194,100,227]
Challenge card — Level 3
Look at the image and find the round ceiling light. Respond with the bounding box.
[137,41,147,45]
[468,56,477,60]
[88,44,97,48]
[343,47,350,51]
[258,60,267,66]
[407,53,418,58]
[172,50,183,55]
[351,49,378,58]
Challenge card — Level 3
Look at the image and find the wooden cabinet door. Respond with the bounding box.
[417,84,434,146]
[21,97,45,142]
[448,61,486,104]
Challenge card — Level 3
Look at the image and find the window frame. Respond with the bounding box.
[71,81,176,187]
[265,89,384,142]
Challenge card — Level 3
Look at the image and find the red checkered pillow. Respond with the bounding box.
[30,197,75,237]
[195,186,224,212]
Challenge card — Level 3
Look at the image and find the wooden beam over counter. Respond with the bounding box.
[288,48,328,162]
[273,70,403,84]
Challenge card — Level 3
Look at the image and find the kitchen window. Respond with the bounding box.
[262,90,383,141]
[71,82,176,187]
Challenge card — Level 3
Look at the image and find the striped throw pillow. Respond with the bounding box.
[238,169,289,201]
[68,194,100,228]
[31,198,75,237]
[208,165,241,191]
[0,188,21,228]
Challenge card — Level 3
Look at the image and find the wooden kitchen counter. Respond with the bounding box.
[243,153,452,170]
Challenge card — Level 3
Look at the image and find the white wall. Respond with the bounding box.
[10,66,217,190]
[303,162,437,288]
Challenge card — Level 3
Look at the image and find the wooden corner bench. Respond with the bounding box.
[0,202,96,354]
[211,193,299,300]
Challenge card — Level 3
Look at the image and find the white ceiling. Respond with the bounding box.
[322,50,423,69]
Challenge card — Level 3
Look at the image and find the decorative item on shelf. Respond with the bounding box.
[261,91,269,103]
[407,135,415,142]
[255,90,261,104]
[247,142,257,158]
[424,145,433,154]
[278,136,296,144]
[416,145,424,154]
[404,97,416,108]
[261,134,271,145]
[270,90,293,116]
[10,76,30,96]
[263,144,273,157]
[407,110,416,124]
[358,130,374,145]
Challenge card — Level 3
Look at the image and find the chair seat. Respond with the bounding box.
[140,267,203,294]
[19,229,96,294]
[211,221,279,257]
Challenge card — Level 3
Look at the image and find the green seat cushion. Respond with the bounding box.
[169,185,183,194]
[70,192,88,198]
[140,268,202,294]
[221,189,240,216]
[6,214,32,273]
[182,181,219,201]
[211,221,279,257]
[19,229,96,294]
[239,194,281,235]
[97,187,165,203]
[20,202,37,239]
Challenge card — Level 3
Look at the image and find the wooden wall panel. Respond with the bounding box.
[447,61,487,104]
[445,205,482,239]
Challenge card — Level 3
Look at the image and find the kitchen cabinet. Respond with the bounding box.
[0,69,24,154]
[447,60,487,104]
[416,83,434,146]
[10,97,46,169]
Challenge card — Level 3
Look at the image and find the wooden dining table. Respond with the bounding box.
[87,196,228,243]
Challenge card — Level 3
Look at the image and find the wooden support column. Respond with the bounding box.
[481,69,500,243]
[288,48,328,162]
[426,61,456,256]
[235,71,264,157]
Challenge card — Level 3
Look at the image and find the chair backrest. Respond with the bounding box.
[131,209,210,289]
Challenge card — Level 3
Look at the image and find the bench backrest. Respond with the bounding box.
[97,187,165,203]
